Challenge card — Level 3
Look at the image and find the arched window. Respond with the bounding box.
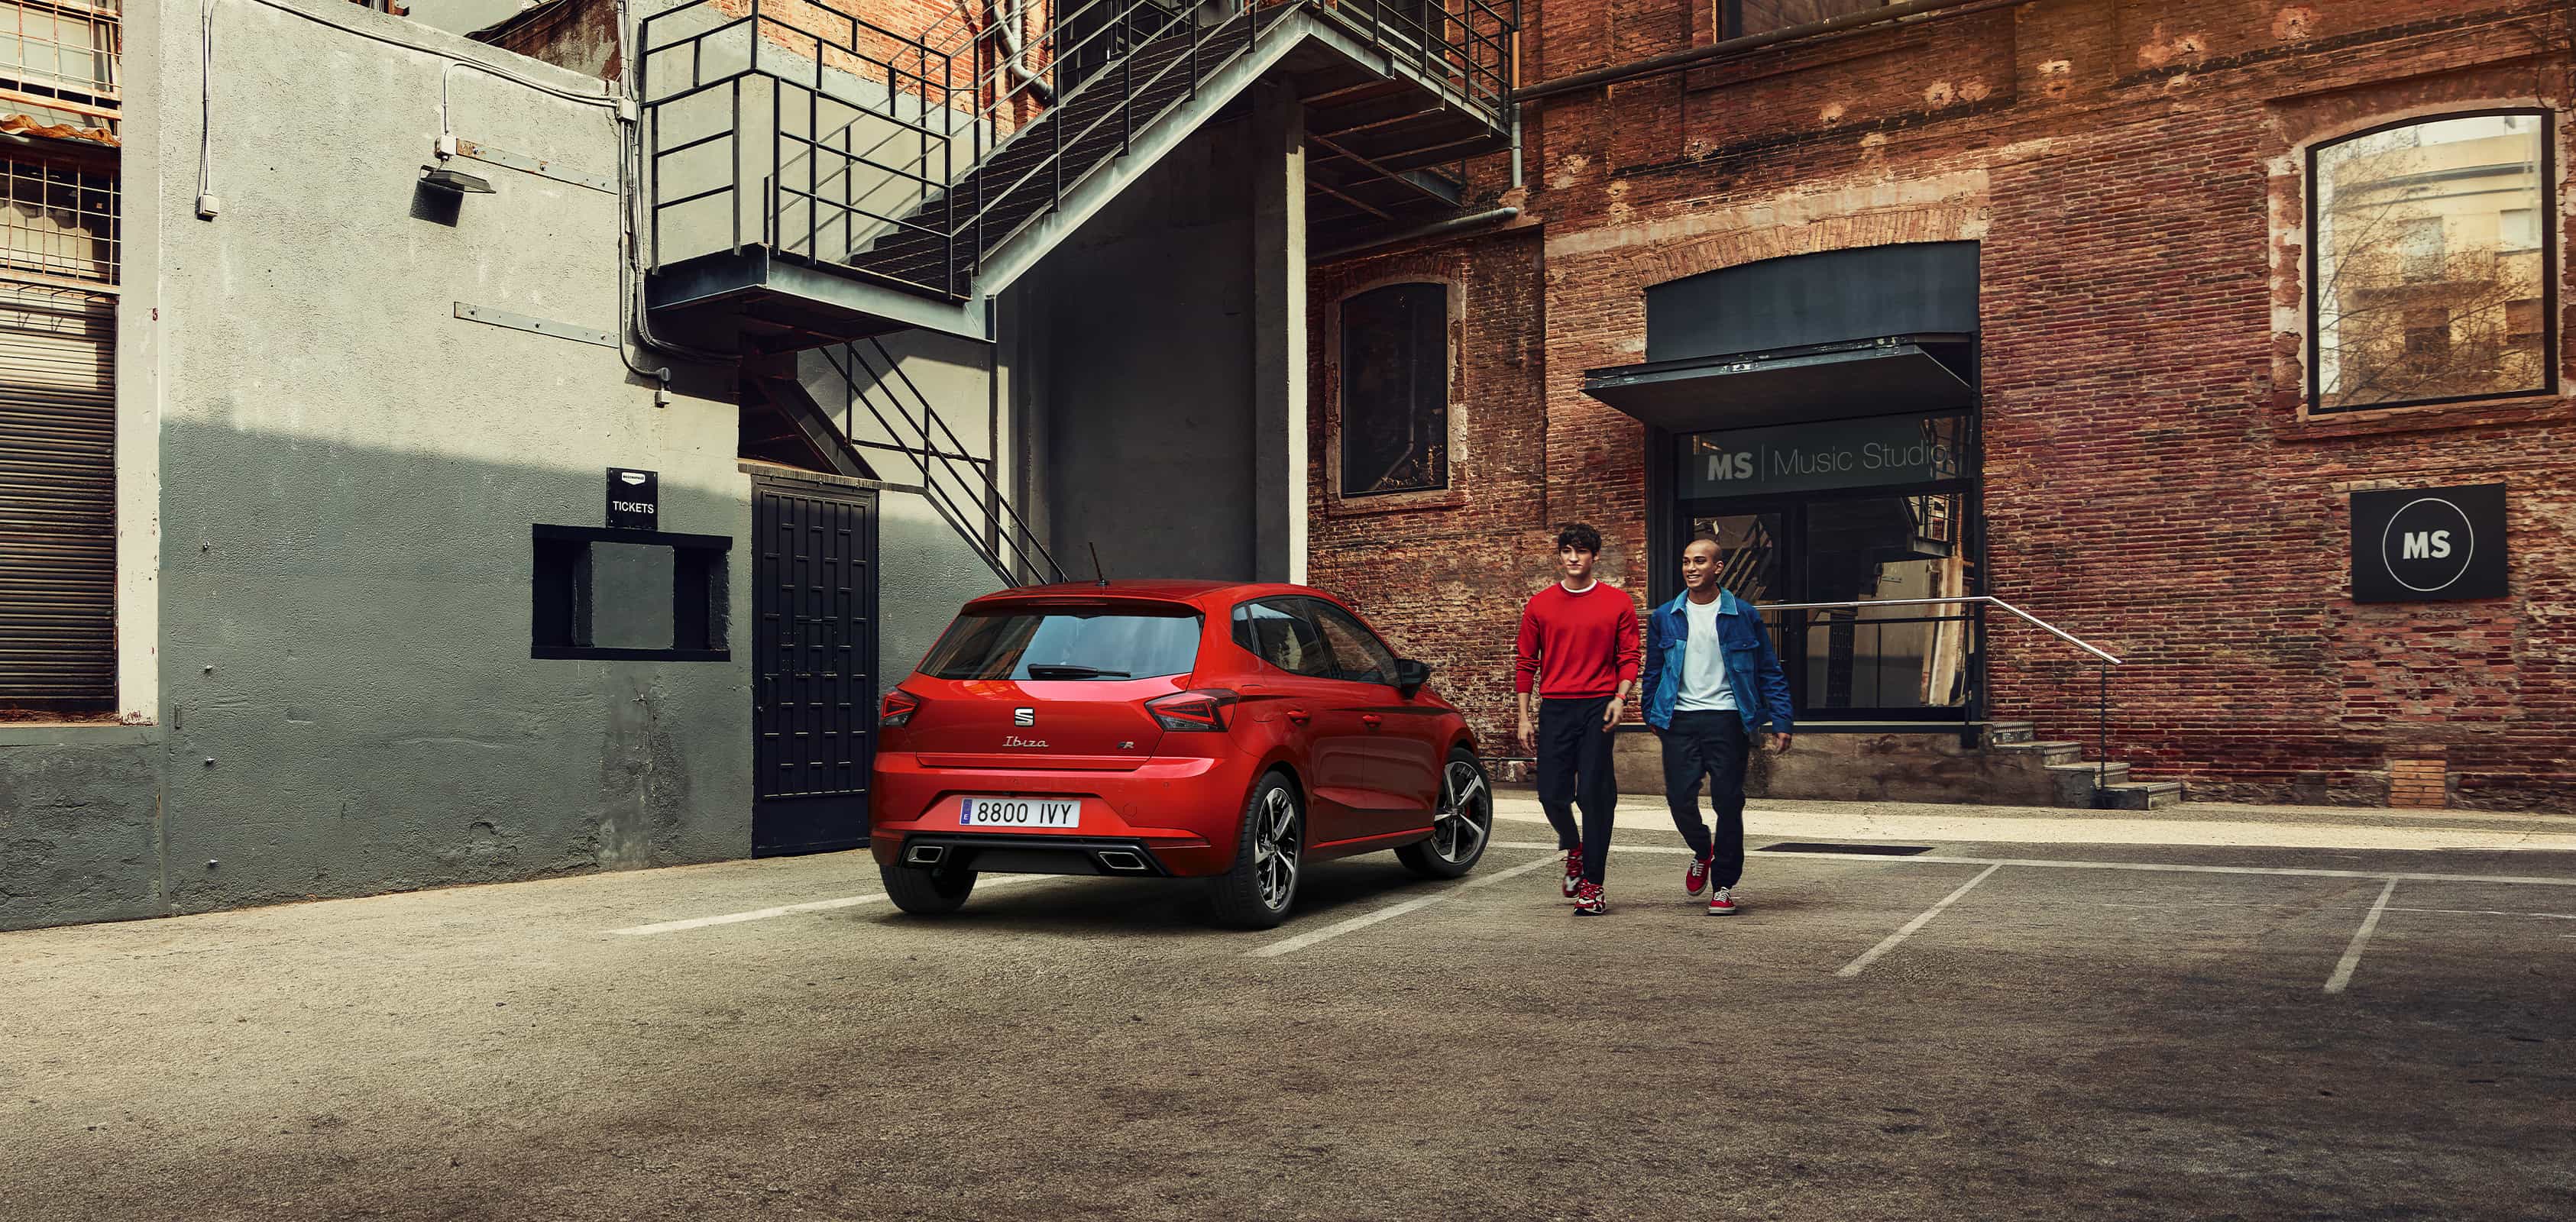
[1338,281,1449,497]
[2309,111,2557,413]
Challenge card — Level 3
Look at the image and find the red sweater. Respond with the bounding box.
[1513,581,1642,698]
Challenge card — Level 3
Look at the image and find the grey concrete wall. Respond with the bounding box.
[1,0,755,931]
[1035,115,1261,582]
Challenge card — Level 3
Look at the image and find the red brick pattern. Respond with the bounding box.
[1311,0,2576,809]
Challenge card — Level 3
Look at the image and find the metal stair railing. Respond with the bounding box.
[1755,595,2124,805]
[818,338,1067,588]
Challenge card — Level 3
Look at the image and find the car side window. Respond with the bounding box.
[1302,600,1399,687]
[1231,600,1334,677]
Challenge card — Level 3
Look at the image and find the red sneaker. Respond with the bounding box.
[1573,880,1608,916]
[1685,852,1714,897]
[1707,885,1739,916]
[1561,846,1583,898]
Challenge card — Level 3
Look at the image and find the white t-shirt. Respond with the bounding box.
[1675,595,1739,713]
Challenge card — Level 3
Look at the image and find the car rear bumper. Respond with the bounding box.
[869,749,1254,877]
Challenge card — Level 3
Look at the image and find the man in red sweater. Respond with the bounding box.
[1515,522,1642,916]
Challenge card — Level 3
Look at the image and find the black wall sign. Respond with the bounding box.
[2351,483,2506,603]
[607,467,659,530]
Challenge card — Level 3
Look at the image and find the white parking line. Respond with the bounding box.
[610,875,1049,936]
[1491,841,2576,887]
[1248,853,1561,958]
[1835,864,2002,978]
[2325,879,2399,994]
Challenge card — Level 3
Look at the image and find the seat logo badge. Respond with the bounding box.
[1014,707,1035,727]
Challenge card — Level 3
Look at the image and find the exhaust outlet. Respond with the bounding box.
[905,844,948,865]
[1096,849,1149,873]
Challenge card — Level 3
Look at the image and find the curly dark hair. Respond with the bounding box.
[1555,522,1603,554]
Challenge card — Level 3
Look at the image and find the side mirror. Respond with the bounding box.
[1394,658,1432,696]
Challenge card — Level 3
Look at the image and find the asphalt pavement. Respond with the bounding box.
[5,796,2572,1220]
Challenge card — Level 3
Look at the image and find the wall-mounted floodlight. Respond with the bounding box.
[419,165,495,195]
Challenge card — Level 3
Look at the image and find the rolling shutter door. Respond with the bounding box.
[0,281,115,708]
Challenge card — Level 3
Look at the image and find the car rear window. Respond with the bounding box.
[921,606,1202,681]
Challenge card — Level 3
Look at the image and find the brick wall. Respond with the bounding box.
[1310,0,2576,810]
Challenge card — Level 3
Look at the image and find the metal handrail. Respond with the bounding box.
[1752,596,2121,664]
[1749,594,2123,807]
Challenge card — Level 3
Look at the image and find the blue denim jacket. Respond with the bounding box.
[1639,590,1796,734]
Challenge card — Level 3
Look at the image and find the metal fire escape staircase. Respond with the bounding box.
[639,0,1519,349]
[640,0,1515,584]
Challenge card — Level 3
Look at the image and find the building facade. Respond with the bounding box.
[1310,0,2576,810]
[1,0,1514,928]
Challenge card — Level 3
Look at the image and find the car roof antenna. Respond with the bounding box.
[1089,542,1109,587]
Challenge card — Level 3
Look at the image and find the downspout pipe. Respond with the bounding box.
[1313,206,1518,262]
[1515,0,2027,102]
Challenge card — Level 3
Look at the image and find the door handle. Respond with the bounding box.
[1285,707,1310,724]
[1360,714,1384,729]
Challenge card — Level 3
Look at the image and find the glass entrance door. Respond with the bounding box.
[1798,492,1972,713]
[1691,498,1973,719]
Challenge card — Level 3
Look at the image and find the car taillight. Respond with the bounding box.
[880,688,921,727]
[1145,688,1238,732]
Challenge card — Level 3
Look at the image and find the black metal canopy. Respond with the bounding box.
[1582,335,1974,434]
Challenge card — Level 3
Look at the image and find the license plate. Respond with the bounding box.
[959,797,1080,829]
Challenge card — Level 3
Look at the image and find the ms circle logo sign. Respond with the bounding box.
[2350,483,2506,603]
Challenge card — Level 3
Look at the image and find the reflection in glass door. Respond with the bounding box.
[1688,512,1785,602]
[1801,493,1973,713]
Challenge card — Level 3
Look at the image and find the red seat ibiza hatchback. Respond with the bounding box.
[871,580,1493,928]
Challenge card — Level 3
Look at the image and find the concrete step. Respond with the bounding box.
[1985,720,2036,745]
[2099,781,2186,810]
[2048,760,2131,807]
[1996,740,2084,766]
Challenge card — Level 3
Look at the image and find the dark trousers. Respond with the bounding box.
[1659,710,1749,889]
[1536,696,1618,884]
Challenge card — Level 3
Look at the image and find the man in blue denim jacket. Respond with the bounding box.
[1637,534,1795,915]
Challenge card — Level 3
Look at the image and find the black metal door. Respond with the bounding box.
[753,480,878,855]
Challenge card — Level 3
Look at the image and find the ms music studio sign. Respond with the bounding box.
[2350,483,2506,603]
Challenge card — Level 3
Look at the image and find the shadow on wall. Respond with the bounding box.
[875,489,1006,700]
[8,421,760,930]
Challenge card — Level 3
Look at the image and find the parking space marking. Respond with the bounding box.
[1493,842,2576,887]
[610,875,1050,936]
[1835,864,2003,978]
[1248,853,1559,959]
[2325,879,2399,994]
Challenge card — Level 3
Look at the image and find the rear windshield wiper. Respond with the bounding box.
[1023,664,1131,679]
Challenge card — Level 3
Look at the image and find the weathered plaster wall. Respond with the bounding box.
[4,0,754,931]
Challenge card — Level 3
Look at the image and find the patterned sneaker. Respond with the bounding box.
[1572,880,1608,916]
[1684,852,1714,897]
[1561,845,1584,899]
[1707,885,1739,916]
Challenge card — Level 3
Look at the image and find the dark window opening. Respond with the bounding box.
[531,525,730,661]
[1339,281,1449,497]
[921,606,1201,681]
[1723,0,1890,39]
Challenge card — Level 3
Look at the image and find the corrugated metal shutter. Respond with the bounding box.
[0,281,115,709]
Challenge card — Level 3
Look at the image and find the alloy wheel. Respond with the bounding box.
[1431,759,1490,863]
[1251,786,1300,910]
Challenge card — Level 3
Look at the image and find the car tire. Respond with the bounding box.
[1396,748,1492,880]
[879,861,976,916]
[1207,771,1303,929]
